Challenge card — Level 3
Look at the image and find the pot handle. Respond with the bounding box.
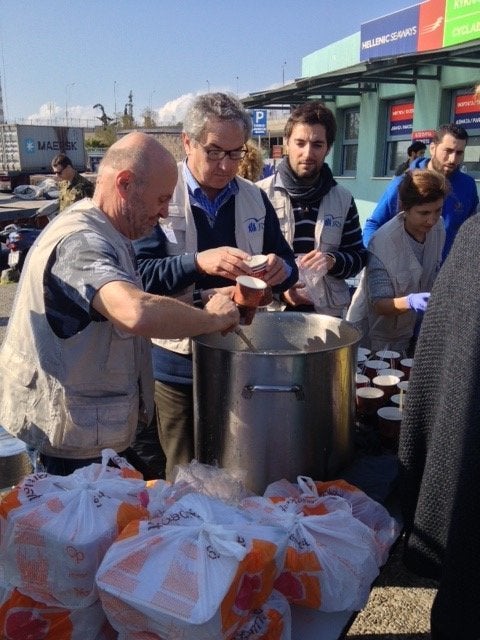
[242,384,305,401]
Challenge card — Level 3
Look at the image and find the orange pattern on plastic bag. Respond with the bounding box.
[116,503,149,533]
[0,487,21,518]
[263,609,285,640]
[221,538,278,636]
[274,569,321,609]
[0,589,73,640]
[301,502,329,516]
[315,479,357,495]
[267,495,329,516]
[274,546,322,608]
[119,468,144,480]
[115,519,142,542]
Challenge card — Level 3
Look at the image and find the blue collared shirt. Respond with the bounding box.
[182,160,239,225]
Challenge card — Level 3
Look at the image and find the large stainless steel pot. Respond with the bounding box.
[192,312,360,494]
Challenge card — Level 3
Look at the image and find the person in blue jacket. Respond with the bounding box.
[363,124,478,261]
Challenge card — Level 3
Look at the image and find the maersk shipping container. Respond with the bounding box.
[0,124,87,190]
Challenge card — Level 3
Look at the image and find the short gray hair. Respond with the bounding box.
[183,92,252,142]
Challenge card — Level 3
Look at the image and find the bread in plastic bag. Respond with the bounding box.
[96,493,289,640]
[0,586,117,640]
[240,491,379,612]
[264,476,400,566]
[0,450,148,607]
[232,589,291,640]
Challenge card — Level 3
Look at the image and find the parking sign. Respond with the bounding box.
[251,109,267,136]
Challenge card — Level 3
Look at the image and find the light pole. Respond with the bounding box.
[114,80,117,117]
[206,80,210,93]
[282,61,287,86]
[236,76,239,96]
[65,82,75,125]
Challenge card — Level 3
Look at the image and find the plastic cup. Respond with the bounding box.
[358,347,371,359]
[377,406,403,452]
[376,349,401,369]
[400,358,414,380]
[355,373,370,388]
[381,368,405,380]
[258,286,273,307]
[364,359,389,381]
[246,254,268,278]
[245,255,273,307]
[232,275,267,325]
[356,386,385,420]
[397,380,409,393]
[373,374,401,400]
[390,392,407,410]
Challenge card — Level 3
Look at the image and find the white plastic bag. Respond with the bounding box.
[0,587,115,640]
[233,589,291,640]
[301,477,401,566]
[296,255,328,309]
[272,507,379,612]
[172,459,255,505]
[264,476,400,566]
[241,489,379,612]
[0,451,148,607]
[97,493,288,640]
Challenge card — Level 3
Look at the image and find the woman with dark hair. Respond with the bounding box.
[347,169,447,355]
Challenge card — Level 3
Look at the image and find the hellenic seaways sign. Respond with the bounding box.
[360,0,480,62]
[360,4,420,61]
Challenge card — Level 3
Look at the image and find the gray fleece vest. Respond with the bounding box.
[0,201,154,457]
[257,174,352,316]
[347,212,444,353]
[154,167,266,354]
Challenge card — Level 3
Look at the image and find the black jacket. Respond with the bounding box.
[399,214,480,637]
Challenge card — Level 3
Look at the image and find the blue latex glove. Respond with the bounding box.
[407,292,430,313]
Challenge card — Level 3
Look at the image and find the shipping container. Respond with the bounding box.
[0,124,87,191]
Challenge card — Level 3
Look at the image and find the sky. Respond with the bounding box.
[0,0,418,127]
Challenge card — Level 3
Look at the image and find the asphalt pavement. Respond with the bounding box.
[0,281,16,345]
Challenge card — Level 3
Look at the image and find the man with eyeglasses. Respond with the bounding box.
[133,92,297,480]
[51,153,95,212]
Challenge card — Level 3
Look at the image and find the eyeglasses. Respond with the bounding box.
[197,142,247,161]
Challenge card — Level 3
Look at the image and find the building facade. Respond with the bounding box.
[244,0,480,223]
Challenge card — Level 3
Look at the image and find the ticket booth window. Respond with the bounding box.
[341,109,359,176]
[385,100,415,176]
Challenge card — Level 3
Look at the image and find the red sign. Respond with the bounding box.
[390,102,414,135]
[413,129,435,143]
[272,145,283,159]
[390,103,414,121]
[417,0,445,52]
[455,94,479,115]
[454,93,480,128]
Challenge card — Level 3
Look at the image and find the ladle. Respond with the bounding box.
[234,327,258,352]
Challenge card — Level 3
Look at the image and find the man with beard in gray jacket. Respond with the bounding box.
[257,101,366,318]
